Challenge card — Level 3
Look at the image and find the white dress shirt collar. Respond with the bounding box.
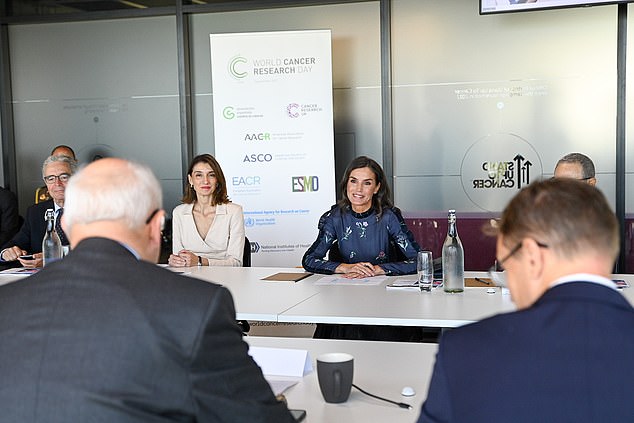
[550,273,618,291]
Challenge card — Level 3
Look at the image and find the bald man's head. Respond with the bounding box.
[62,158,164,262]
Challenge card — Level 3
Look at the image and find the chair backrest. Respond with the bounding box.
[35,186,51,204]
[243,236,251,267]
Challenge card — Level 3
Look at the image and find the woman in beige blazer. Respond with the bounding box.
[169,154,245,267]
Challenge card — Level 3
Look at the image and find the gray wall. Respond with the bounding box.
[4,1,631,217]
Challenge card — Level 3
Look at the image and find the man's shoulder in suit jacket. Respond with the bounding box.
[419,281,634,423]
[0,237,294,423]
[2,199,53,252]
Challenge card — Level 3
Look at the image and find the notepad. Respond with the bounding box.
[261,272,313,282]
[248,346,313,378]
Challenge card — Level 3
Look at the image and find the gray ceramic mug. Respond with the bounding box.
[316,353,354,403]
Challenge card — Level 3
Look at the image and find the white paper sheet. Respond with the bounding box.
[249,346,312,378]
[314,275,387,286]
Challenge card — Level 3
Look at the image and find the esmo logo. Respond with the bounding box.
[292,176,319,192]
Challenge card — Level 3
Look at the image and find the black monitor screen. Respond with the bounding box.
[480,0,631,14]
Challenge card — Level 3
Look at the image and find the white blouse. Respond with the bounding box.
[171,202,245,267]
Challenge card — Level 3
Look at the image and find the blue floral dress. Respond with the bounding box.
[302,205,420,275]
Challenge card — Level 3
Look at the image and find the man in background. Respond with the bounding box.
[553,152,596,185]
[36,144,78,203]
[0,155,75,267]
[0,186,20,248]
[417,178,634,422]
[0,158,294,422]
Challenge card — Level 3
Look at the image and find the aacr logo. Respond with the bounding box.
[244,133,270,141]
[292,176,319,192]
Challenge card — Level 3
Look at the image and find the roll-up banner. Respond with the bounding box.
[210,30,335,267]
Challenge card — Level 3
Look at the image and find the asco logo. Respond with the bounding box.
[243,153,273,163]
[292,176,319,192]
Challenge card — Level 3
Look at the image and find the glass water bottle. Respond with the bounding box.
[442,209,464,293]
[42,208,62,266]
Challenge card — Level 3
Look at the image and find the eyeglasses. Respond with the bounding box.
[488,240,548,287]
[43,173,71,184]
[145,208,165,231]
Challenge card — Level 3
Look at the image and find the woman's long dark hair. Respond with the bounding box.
[182,154,229,205]
[337,156,393,219]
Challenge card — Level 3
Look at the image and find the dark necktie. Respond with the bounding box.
[56,208,69,246]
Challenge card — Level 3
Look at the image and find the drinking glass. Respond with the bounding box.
[417,251,434,292]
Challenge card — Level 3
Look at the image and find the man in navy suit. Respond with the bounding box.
[417,178,634,423]
[0,158,294,422]
[0,154,75,268]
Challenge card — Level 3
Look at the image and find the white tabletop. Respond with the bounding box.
[246,336,436,423]
[278,284,515,327]
[186,267,517,327]
[178,266,321,321]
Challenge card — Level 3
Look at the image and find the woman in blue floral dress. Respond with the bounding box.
[302,156,424,341]
[303,156,420,277]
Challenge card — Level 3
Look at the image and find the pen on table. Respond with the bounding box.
[475,277,491,285]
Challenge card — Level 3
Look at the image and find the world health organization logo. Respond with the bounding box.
[228,55,248,79]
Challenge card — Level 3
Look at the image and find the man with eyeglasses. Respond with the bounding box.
[554,152,596,186]
[0,155,76,268]
[0,158,295,423]
[417,178,634,423]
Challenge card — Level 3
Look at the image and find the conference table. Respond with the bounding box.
[2,265,633,329]
[175,267,634,327]
[182,266,517,327]
[246,335,437,423]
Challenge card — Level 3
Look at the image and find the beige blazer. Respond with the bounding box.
[172,202,245,266]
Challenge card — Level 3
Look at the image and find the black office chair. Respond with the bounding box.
[237,236,251,334]
[243,236,251,267]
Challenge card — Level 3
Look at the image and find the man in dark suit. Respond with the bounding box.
[0,155,75,268]
[417,178,634,423]
[0,158,294,422]
[0,186,20,248]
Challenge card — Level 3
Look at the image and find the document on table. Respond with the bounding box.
[249,346,313,395]
[0,267,39,275]
[314,275,387,285]
[386,279,419,291]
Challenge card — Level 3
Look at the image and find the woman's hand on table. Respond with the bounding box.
[336,262,386,278]
[168,250,198,267]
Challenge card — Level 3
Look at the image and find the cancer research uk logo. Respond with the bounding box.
[287,102,324,118]
[460,133,543,211]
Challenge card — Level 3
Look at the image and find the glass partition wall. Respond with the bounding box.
[391,0,617,269]
[1,0,630,269]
